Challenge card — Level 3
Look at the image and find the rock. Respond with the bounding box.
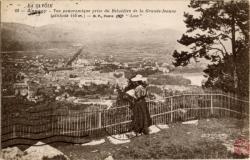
[23,141,69,160]
[104,155,114,160]
[125,131,136,138]
[2,147,24,160]
[81,139,105,146]
[91,150,99,153]
[149,125,161,134]
[157,124,169,129]
[107,134,130,144]
[182,120,198,125]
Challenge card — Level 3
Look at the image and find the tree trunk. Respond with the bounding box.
[231,10,238,91]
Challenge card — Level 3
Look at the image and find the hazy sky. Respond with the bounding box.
[2,1,191,32]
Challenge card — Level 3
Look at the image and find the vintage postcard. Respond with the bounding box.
[0,0,249,159]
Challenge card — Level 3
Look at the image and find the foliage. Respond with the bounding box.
[37,86,57,101]
[172,66,204,73]
[69,74,78,78]
[65,83,115,97]
[172,0,249,97]
[113,72,123,78]
[147,86,164,95]
[42,155,68,160]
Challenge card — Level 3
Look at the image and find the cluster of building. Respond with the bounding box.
[3,50,175,106]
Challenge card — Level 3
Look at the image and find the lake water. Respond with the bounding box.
[182,73,206,86]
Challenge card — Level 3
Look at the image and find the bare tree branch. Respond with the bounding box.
[207,46,225,57]
[218,39,229,55]
[212,33,232,40]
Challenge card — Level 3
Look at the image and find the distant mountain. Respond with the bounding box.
[1,22,75,51]
[1,22,182,62]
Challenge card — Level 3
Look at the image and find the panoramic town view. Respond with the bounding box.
[1,0,249,160]
[2,41,204,106]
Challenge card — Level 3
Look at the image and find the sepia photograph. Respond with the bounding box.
[0,0,249,159]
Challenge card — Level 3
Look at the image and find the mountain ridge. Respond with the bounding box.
[1,22,182,63]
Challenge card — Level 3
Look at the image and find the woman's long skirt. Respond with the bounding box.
[131,99,152,134]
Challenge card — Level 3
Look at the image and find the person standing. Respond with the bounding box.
[130,74,152,135]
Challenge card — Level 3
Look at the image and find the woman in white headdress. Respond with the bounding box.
[130,74,152,135]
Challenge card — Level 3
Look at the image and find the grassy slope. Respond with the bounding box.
[54,118,249,160]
